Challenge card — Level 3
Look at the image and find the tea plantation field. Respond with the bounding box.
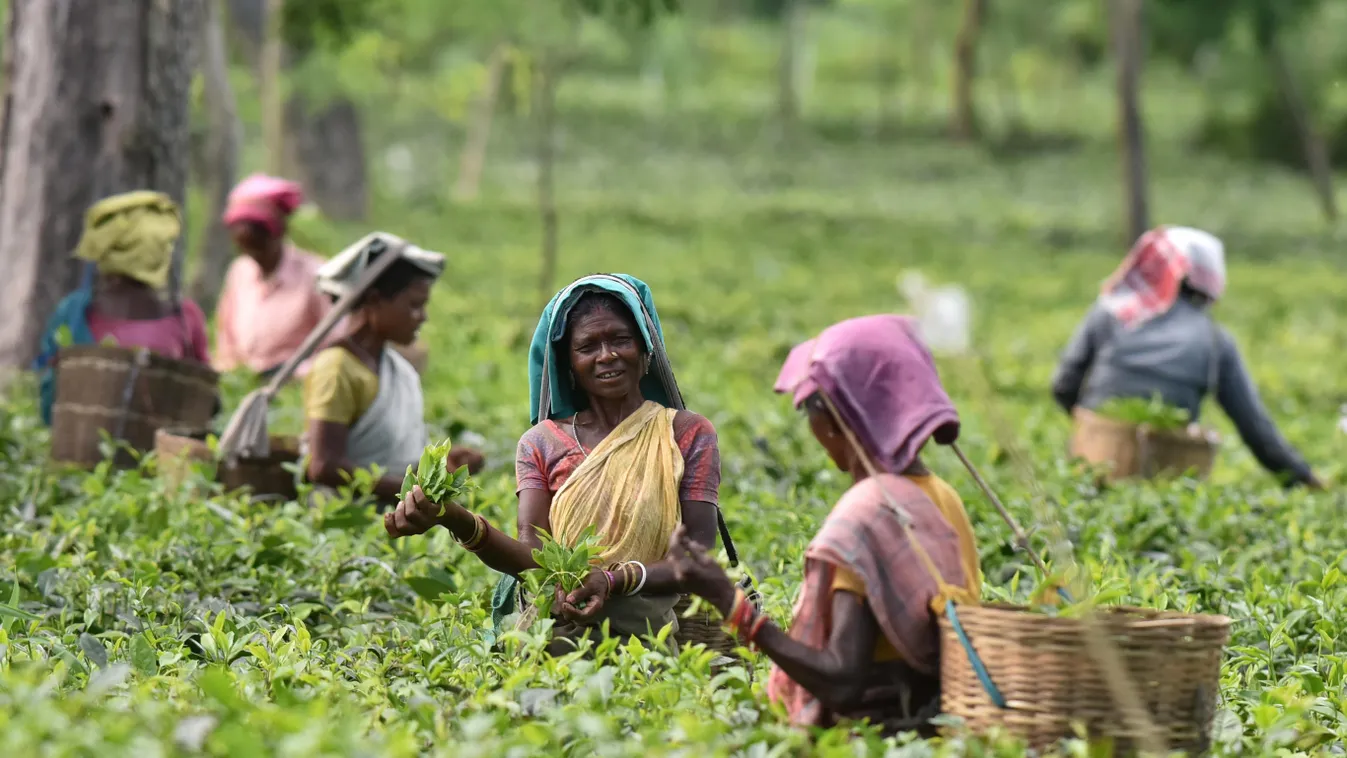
[3,125,1347,755]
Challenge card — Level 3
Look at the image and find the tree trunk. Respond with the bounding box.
[453,44,508,204]
[0,0,14,185]
[951,0,987,141]
[284,95,368,220]
[0,0,200,370]
[535,53,560,306]
[190,0,242,313]
[1111,0,1149,243]
[226,0,262,65]
[261,0,284,175]
[1267,41,1337,222]
[776,0,806,136]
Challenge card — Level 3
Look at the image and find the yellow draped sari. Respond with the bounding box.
[537,401,685,643]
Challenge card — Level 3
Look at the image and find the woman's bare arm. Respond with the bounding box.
[747,592,877,711]
[306,419,403,502]
[385,485,538,575]
[516,488,554,552]
[661,526,878,711]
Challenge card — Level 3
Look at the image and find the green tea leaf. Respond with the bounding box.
[131,634,158,677]
[399,465,416,499]
[79,633,108,670]
[405,575,456,602]
[321,505,375,532]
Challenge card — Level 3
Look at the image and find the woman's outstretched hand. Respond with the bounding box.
[667,524,736,615]
[385,484,459,538]
[555,570,611,623]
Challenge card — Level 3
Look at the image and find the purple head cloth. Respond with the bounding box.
[774,314,960,474]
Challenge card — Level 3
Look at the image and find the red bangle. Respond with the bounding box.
[723,588,749,635]
[730,594,754,636]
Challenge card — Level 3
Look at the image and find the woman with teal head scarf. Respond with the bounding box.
[385,274,728,652]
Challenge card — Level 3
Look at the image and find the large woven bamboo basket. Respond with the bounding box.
[51,346,218,469]
[155,427,215,488]
[218,435,301,502]
[939,604,1231,754]
[1070,408,1218,482]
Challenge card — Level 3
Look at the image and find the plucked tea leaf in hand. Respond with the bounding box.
[398,438,477,506]
[520,527,609,621]
[400,465,416,498]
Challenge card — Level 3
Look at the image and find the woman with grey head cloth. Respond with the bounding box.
[1052,226,1321,488]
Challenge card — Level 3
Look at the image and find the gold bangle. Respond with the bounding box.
[625,563,639,595]
[458,513,488,552]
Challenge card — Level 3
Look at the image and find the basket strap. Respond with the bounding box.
[945,599,1006,709]
[111,349,152,441]
[811,391,959,595]
[261,238,408,398]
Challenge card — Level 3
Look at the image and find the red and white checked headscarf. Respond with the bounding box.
[1098,226,1227,329]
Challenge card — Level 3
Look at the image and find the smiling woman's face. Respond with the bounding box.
[567,301,646,403]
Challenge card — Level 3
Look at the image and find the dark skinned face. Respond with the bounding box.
[806,406,852,472]
[364,278,432,346]
[567,308,647,402]
[229,221,281,269]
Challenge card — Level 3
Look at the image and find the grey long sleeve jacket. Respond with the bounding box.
[1051,299,1313,486]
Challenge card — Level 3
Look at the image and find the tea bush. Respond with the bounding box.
[4,112,1347,756]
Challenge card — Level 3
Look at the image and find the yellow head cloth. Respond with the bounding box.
[74,191,182,290]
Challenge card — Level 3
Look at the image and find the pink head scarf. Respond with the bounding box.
[774,314,960,474]
[222,174,305,237]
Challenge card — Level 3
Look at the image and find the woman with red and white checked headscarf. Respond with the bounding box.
[1052,226,1321,488]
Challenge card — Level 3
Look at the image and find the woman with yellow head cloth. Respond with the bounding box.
[33,191,211,424]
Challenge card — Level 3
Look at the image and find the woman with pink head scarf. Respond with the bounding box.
[213,174,342,379]
[579,315,982,735]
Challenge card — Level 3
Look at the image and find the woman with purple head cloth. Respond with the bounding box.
[663,314,983,735]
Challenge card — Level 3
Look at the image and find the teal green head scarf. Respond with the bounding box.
[528,273,683,425]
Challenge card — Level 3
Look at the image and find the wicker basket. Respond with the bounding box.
[939,604,1230,753]
[155,427,215,488]
[50,346,218,469]
[1070,408,1218,482]
[218,435,301,502]
[672,595,741,660]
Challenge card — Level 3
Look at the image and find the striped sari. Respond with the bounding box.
[766,473,975,734]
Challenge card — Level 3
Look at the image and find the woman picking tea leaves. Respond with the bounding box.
[1051,226,1321,488]
[385,273,721,651]
[33,192,210,425]
[648,315,981,735]
[302,234,482,506]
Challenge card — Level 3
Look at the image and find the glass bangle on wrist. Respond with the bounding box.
[456,513,489,552]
